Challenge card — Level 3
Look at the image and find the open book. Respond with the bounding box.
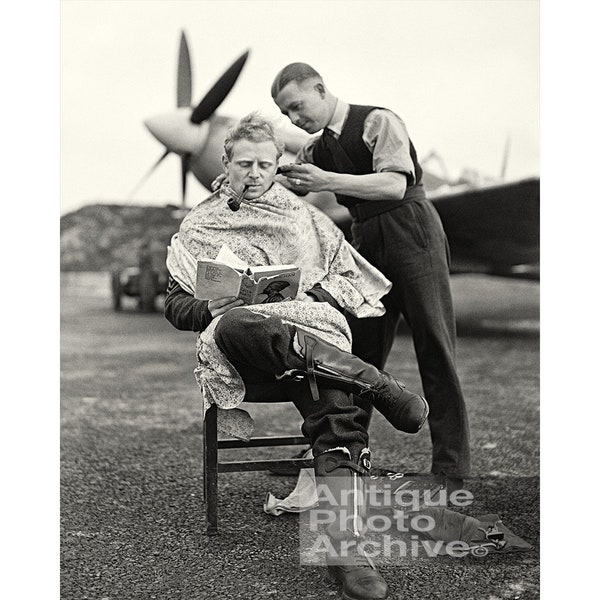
[195,245,301,305]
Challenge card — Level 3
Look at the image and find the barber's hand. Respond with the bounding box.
[211,173,228,192]
[208,296,244,317]
[278,163,331,193]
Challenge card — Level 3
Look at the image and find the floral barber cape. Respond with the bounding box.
[166,183,392,439]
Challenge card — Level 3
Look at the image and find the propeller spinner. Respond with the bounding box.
[132,31,250,207]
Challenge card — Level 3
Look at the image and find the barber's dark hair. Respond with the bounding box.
[223,112,285,160]
[270,63,322,98]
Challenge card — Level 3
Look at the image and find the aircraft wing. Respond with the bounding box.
[429,177,540,279]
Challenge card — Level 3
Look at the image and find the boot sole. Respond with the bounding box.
[397,395,429,433]
[415,396,429,430]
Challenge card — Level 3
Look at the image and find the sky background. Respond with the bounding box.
[60,0,539,215]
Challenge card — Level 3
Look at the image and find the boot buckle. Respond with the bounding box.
[276,369,306,383]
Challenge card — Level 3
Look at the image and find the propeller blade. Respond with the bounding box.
[128,149,170,199]
[181,154,190,208]
[177,31,192,108]
[190,50,250,124]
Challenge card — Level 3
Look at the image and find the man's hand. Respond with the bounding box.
[280,164,408,201]
[278,163,332,193]
[208,296,244,317]
[211,173,228,192]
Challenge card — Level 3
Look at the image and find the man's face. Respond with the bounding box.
[223,138,279,200]
[274,79,330,134]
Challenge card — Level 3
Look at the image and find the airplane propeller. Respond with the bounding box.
[130,30,250,207]
[177,31,192,204]
[177,31,192,108]
[189,51,249,124]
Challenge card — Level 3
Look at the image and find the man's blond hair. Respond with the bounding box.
[224,113,285,159]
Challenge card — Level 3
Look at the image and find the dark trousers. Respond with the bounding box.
[348,198,471,478]
[213,308,369,459]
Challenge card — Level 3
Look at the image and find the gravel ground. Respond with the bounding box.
[61,273,539,599]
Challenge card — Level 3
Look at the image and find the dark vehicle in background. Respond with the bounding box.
[111,240,170,312]
[111,266,169,312]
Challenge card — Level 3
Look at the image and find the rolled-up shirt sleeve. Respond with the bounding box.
[363,109,416,185]
[296,109,416,186]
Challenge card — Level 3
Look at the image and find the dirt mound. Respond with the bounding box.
[60,203,186,271]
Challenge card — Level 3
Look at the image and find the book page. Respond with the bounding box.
[248,264,298,279]
[215,244,248,270]
[195,261,243,300]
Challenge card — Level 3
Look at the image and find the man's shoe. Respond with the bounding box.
[444,476,465,496]
[424,473,465,500]
[327,544,389,600]
[365,371,429,434]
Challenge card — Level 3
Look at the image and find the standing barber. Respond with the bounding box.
[271,63,470,488]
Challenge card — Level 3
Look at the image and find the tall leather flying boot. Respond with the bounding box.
[281,328,429,434]
[314,448,389,600]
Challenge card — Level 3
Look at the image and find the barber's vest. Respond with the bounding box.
[311,104,424,211]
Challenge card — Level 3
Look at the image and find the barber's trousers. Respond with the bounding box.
[348,198,471,478]
[213,308,369,459]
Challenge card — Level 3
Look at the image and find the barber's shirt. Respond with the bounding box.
[297,99,416,182]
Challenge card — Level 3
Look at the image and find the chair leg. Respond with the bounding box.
[203,404,219,535]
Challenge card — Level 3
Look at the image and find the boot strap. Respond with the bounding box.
[303,334,320,402]
[321,458,369,476]
[294,328,378,399]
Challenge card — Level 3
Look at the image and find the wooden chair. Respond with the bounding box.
[202,403,314,535]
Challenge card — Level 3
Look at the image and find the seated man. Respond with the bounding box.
[164,113,428,600]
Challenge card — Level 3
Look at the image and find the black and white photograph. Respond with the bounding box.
[14,0,590,598]
[58,1,541,598]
